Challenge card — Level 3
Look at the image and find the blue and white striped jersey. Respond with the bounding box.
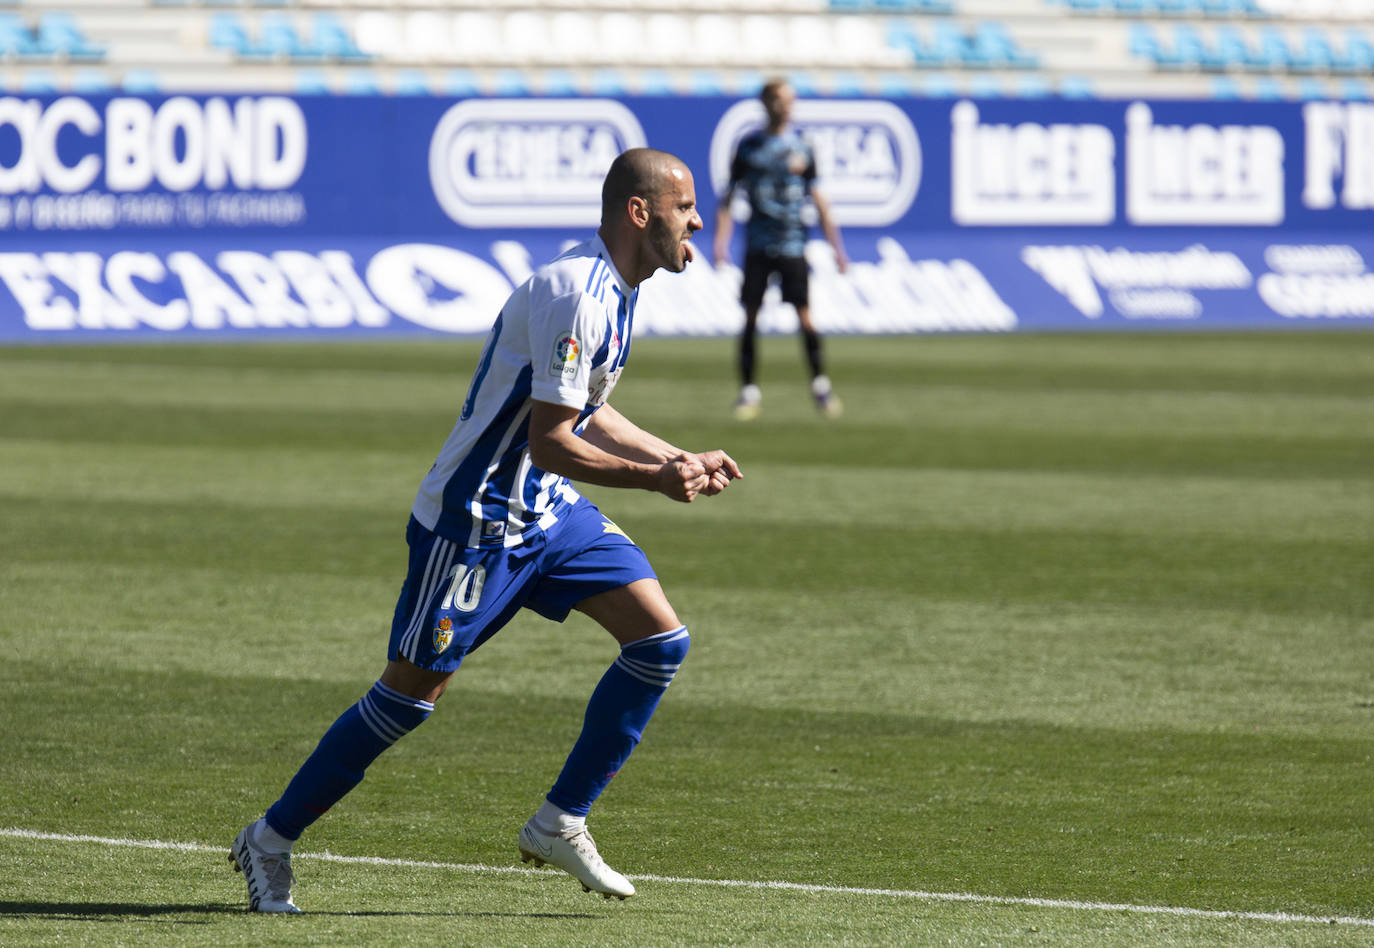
[412,235,638,549]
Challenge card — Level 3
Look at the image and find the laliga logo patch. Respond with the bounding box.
[429,99,647,228]
[549,331,579,380]
[709,99,921,227]
[433,617,454,653]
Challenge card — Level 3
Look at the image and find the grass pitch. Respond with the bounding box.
[0,332,1371,946]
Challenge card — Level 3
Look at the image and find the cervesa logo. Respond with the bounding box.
[429,99,647,228]
[709,99,921,227]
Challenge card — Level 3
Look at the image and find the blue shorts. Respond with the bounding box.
[388,500,656,673]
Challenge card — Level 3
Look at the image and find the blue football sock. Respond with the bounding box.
[264,680,434,840]
[546,626,690,817]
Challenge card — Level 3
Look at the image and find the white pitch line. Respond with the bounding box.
[3,827,1369,929]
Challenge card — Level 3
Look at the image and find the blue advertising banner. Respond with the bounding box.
[1,93,1372,341]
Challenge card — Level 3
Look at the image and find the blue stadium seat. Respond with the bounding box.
[1059,75,1096,97]
[928,20,971,66]
[787,72,819,96]
[968,74,1002,97]
[19,69,55,91]
[72,69,112,92]
[1212,75,1241,98]
[295,69,330,95]
[971,22,1039,68]
[1298,77,1329,99]
[1214,26,1259,70]
[1065,0,1105,11]
[1172,23,1223,70]
[1016,74,1051,97]
[1154,0,1190,15]
[312,13,368,62]
[885,22,925,65]
[1256,27,1306,72]
[39,13,106,61]
[1254,76,1283,98]
[639,70,674,96]
[1341,78,1369,100]
[591,69,627,96]
[208,13,267,59]
[121,69,160,92]
[1342,30,1374,73]
[394,70,431,96]
[343,69,381,95]
[443,69,479,97]
[494,70,530,96]
[259,13,320,61]
[1113,0,1146,15]
[922,73,957,96]
[1128,23,1169,66]
[0,13,39,58]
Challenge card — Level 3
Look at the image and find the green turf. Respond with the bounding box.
[1,333,1371,946]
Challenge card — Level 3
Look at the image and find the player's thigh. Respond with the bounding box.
[740,252,774,313]
[777,255,810,310]
[525,503,677,645]
[575,579,683,646]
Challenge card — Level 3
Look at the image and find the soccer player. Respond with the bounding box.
[713,77,848,422]
[230,148,740,912]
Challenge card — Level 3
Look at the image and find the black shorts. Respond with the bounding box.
[741,252,809,312]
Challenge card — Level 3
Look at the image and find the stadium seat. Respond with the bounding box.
[35,12,105,61]
[1172,23,1223,70]
[1128,23,1170,66]
[72,68,112,92]
[1342,29,1374,72]
[1059,74,1096,96]
[591,69,627,96]
[638,70,674,96]
[1298,77,1329,99]
[343,70,380,95]
[312,13,368,63]
[208,13,267,60]
[19,69,55,92]
[928,21,971,66]
[0,14,38,59]
[443,69,479,97]
[1212,75,1241,97]
[1341,78,1370,100]
[1113,0,1147,15]
[971,21,1038,68]
[258,14,320,62]
[120,69,160,92]
[1213,27,1251,69]
[1256,27,1307,71]
[394,70,430,96]
[295,69,329,95]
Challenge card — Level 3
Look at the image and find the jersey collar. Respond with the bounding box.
[590,233,635,296]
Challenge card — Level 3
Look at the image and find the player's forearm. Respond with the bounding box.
[530,431,663,492]
[582,405,682,465]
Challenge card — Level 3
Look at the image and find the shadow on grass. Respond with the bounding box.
[0,901,595,920]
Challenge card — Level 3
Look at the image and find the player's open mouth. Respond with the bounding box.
[681,239,695,263]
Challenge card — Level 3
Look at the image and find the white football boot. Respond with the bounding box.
[518,819,636,900]
[230,822,302,913]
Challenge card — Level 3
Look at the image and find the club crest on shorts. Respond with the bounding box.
[550,332,580,380]
[433,617,454,653]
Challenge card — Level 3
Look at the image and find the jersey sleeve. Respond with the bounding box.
[528,285,606,409]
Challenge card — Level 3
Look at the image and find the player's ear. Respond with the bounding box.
[627,195,650,229]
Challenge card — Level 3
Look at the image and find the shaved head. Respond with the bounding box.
[601,148,686,225]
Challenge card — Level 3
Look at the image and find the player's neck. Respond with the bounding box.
[597,225,645,289]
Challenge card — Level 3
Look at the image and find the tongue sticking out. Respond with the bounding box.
[682,241,695,263]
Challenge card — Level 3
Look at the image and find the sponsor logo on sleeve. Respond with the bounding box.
[550,331,579,379]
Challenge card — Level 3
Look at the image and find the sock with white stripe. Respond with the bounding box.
[546,626,690,817]
[264,680,434,841]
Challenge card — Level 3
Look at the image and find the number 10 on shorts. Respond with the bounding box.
[441,564,486,613]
